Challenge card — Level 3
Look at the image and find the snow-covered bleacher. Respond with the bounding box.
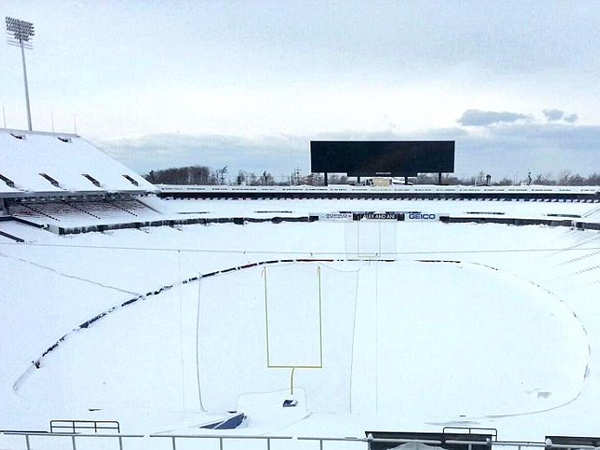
[31,202,93,221]
[83,199,160,219]
[7,203,53,222]
[109,199,158,215]
[7,199,161,227]
[79,200,136,219]
[0,128,167,236]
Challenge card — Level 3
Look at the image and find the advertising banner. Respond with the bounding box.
[361,212,402,221]
[405,212,442,221]
[318,212,354,222]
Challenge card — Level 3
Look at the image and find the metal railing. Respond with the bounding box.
[150,433,293,450]
[300,436,445,450]
[446,440,598,450]
[0,430,144,450]
[1,430,598,450]
[442,427,498,440]
[50,419,121,434]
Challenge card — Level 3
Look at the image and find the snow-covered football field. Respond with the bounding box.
[2,196,600,449]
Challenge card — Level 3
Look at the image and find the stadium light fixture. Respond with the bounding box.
[6,16,35,131]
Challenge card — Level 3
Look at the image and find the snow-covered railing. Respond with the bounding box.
[157,184,600,203]
[0,430,144,450]
[157,184,600,195]
[149,433,293,450]
[445,440,597,450]
[2,432,598,450]
[49,419,120,433]
[299,436,445,449]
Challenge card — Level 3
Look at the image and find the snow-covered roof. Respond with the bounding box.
[0,128,157,197]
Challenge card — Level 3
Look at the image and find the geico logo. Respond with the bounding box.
[408,213,436,220]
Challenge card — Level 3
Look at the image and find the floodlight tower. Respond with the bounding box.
[5,17,35,131]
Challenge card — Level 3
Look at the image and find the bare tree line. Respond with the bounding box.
[144,165,342,186]
[145,166,600,187]
[145,165,228,185]
[429,171,600,186]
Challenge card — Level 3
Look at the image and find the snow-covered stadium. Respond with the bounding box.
[3,128,600,450]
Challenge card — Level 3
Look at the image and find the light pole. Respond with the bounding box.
[6,17,35,131]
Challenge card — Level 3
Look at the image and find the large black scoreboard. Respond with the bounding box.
[310,141,455,177]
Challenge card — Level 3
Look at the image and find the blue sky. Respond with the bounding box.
[2,0,600,182]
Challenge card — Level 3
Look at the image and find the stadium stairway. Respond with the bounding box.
[19,204,60,222]
[65,201,102,219]
[106,200,139,216]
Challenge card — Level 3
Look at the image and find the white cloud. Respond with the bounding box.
[543,109,579,123]
[565,114,579,123]
[543,109,565,122]
[458,110,530,127]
